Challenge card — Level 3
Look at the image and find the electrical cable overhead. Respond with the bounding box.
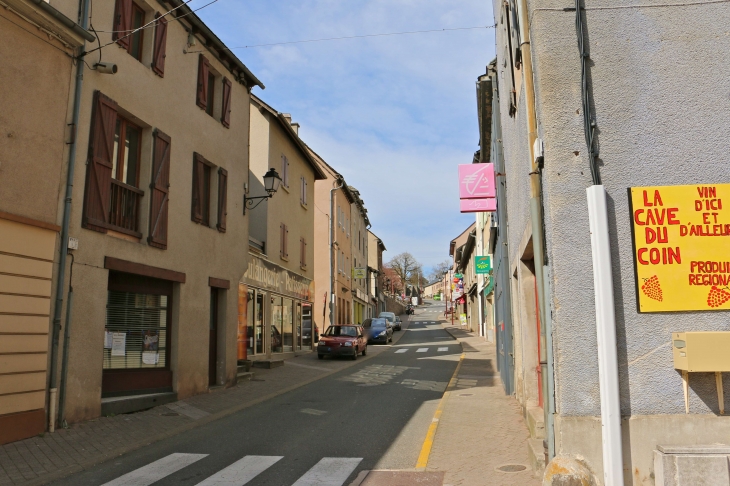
[81,0,217,57]
[92,0,218,33]
[186,25,495,54]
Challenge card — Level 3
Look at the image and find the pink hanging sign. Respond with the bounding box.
[458,163,496,199]
[460,198,496,213]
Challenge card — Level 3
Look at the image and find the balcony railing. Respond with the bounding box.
[109,179,144,237]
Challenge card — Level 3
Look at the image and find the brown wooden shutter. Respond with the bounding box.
[285,225,289,258]
[191,153,204,223]
[216,167,228,232]
[82,91,118,233]
[112,0,132,49]
[196,55,210,110]
[151,13,167,77]
[148,129,171,249]
[221,78,232,128]
[280,223,284,258]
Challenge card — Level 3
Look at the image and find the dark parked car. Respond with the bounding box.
[363,318,393,344]
[317,325,367,360]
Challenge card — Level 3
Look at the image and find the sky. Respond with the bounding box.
[196,0,496,275]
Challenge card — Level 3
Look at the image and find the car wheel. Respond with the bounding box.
[318,354,324,360]
[351,349,357,360]
[362,346,367,356]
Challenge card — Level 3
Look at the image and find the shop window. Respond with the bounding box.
[246,289,254,357]
[271,295,283,353]
[255,291,264,354]
[296,302,303,351]
[104,291,169,370]
[283,298,293,352]
[302,302,312,348]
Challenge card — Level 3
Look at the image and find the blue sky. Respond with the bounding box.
[197,0,496,273]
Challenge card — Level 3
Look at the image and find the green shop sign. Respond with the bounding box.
[475,256,492,274]
[484,276,495,295]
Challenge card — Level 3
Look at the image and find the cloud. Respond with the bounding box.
[197,0,496,268]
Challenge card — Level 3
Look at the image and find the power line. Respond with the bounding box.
[186,25,495,54]
[93,0,218,33]
[81,0,218,57]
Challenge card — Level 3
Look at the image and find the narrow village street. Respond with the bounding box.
[1,305,536,486]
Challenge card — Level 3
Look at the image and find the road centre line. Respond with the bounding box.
[437,347,448,352]
[416,348,428,353]
[415,353,465,470]
[395,349,408,353]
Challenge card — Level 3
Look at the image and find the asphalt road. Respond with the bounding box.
[51,303,457,486]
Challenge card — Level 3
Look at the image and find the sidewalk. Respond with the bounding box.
[426,326,540,486]
[0,320,410,486]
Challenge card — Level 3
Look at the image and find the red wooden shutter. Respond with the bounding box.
[221,78,232,128]
[152,13,167,77]
[112,0,132,49]
[196,55,210,110]
[191,153,204,223]
[216,167,228,232]
[82,91,118,233]
[148,129,171,249]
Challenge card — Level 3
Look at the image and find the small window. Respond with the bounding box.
[300,237,307,269]
[128,3,145,61]
[192,153,214,226]
[300,176,307,206]
[112,116,142,187]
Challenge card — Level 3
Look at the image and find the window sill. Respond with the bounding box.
[280,184,290,194]
[280,256,289,262]
[301,202,308,210]
[300,265,307,271]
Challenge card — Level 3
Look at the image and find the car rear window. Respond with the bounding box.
[367,319,387,328]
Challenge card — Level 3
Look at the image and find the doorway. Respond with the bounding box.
[209,288,219,386]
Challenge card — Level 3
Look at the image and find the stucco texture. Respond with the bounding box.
[523,0,730,419]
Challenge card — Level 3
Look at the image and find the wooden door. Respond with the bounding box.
[209,289,218,386]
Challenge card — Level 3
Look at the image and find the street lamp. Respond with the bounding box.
[243,168,282,215]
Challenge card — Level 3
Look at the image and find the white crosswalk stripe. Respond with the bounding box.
[395,348,408,353]
[102,453,208,486]
[292,457,362,486]
[195,455,283,485]
[437,347,449,352]
[416,348,428,353]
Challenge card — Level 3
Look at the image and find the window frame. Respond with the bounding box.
[127,2,146,62]
[112,115,143,188]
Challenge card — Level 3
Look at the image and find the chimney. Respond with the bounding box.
[291,122,300,135]
[281,113,299,135]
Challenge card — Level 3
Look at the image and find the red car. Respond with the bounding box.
[317,325,367,360]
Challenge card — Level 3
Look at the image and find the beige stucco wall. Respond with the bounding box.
[0,6,75,226]
[59,1,252,423]
[350,198,369,321]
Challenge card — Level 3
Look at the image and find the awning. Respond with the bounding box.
[467,282,478,296]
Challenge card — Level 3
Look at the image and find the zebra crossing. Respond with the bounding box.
[394,346,450,354]
[101,454,361,486]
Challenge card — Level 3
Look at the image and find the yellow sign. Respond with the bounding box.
[629,184,730,312]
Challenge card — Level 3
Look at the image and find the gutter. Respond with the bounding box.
[28,0,95,42]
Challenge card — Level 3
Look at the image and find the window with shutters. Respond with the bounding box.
[196,55,230,124]
[280,223,289,260]
[300,237,307,270]
[113,0,146,62]
[281,154,289,188]
[191,153,215,227]
[148,130,171,249]
[82,91,146,239]
[300,176,307,207]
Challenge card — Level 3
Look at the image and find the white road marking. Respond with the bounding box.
[416,348,428,353]
[292,457,362,486]
[301,408,328,416]
[437,347,449,352]
[195,455,282,485]
[103,453,208,486]
[395,349,408,353]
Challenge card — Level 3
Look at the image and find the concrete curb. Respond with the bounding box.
[20,314,413,486]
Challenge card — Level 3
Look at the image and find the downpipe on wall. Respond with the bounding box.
[516,0,556,459]
[48,0,90,433]
[587,186,624,486]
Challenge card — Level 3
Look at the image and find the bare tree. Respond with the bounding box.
[387,252,423,289]
[428,259,452,282]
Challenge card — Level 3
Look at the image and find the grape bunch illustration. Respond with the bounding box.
[641,275,663,302]
[707,286,730,308]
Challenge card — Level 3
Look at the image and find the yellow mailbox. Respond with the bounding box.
[672,332,730,415]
